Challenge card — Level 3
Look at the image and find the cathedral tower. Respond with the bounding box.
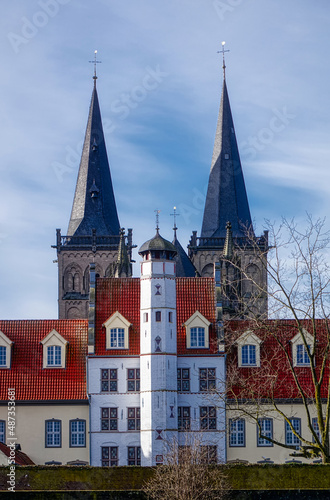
[188,61,268,318]
[54,72,133,319]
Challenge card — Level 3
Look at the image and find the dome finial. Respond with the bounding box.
[89,50,101,87]
[217,41,230,80]
[154,209,161,234]
[170,206,180,239]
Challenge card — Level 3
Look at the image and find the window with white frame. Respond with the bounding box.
[285,418,301,446]
[45,419,61,448]
[312,417,321,443]
[0,420,5,443]
[0,331,13,369]
[41,330,68,369]
[104,311,130,350]
[47,345,61,366]
[296,344,310,365]
[229,418,245,447]
[241,344,256,366]
[102,446,118,466]
[184,311,210,349]
[236,331,262,368]
[291,330,313,367]
[257,418,273,447]
[70,419,86,447]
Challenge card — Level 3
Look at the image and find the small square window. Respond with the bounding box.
[101,369,118,392]
[127,368,140,392]
[177,368,190,391]
[102,446,118,466]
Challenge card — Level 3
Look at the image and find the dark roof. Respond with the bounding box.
[201,78,253,239]
[67,83,120,237]
[139,232,177,254]
[172,233,196,277]
[0,320,88,401]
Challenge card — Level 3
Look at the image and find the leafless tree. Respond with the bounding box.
[224,215,330,463]
[143,433,228,500]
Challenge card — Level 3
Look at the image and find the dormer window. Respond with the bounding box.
[236,331,262,367]
[41,330,68,369]
[291,330,313,367]
[104,311,130,350]
[184,311,210,349]
[0,331,13,369]
[47,345,62,366]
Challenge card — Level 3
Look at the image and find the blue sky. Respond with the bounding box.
[0,0,329,319]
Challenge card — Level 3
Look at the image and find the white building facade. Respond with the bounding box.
[87,232,226,466]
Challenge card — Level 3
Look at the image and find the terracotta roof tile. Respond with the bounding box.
[0,320,88,401]
[0,442,35,465]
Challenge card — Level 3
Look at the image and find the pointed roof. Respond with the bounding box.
[201,77,252,239]
[172,232,196,277]
[67,82,120,237]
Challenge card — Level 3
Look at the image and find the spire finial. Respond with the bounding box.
[217,41,230,80]
[154,209,161,234]
[170,206,180,238]
[89,50,101,86]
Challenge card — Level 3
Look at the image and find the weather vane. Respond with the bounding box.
[154,209,161,232]
[89,50,101,84]
[170,206,180,236]
[217,41,229,79]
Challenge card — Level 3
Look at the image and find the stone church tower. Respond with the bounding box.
[54,74,133,319]
[188,66,268,318]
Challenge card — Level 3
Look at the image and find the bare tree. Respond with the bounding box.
[143,433,228,500]
[224,215,330,463]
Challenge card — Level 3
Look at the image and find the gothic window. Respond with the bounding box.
[244,264,260,296]
[64,264,82,293]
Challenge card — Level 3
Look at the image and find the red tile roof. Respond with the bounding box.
[94,277,217,356]
[227,319,330,400]
[0,320,88,401]
[0,442,35,465]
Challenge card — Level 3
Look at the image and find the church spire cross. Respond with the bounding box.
[170,206,180,237]
[217,41,230,80]
[89,50,101,85]
[154,209,161,234]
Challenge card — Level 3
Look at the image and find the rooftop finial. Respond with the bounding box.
[89,50,101,86]
[170,206,180,239]
[154,209,161,234]
[217,41,230,80]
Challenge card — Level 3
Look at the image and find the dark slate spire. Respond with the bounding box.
[67,81,120,237]
[200,77,252,239]
[172,231,197,277]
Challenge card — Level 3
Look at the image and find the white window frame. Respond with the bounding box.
[229,418,245,447]
[236,331,262,367]
[291,330,314,367]
[184,311,210,349]
[70,419,86,447]
[285,418,301,446]
[0,331,13,369]
[257,418,273,447]
[41,330,68,369]
[103,311,130,350]
[45,419,62,448]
